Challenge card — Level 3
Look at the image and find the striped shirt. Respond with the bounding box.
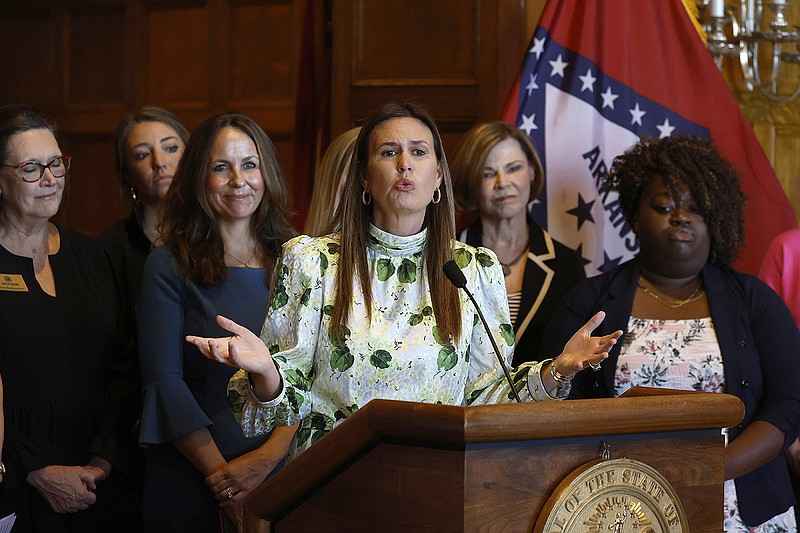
[507,290,522,326]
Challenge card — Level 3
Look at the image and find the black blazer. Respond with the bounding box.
[541,259,800,527]
[460,221,585,365]
[100,213,152,475]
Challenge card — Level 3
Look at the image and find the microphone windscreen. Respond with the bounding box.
[443,260,467,289]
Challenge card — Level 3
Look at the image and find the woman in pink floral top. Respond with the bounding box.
[542,137,800,532]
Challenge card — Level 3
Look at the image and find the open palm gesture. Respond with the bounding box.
[186,315,275,376]
[554,311,622,377]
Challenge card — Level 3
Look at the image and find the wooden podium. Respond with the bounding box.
[248,390,743,532]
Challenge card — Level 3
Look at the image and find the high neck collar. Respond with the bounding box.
[367,223,427,257]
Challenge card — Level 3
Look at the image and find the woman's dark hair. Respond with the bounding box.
[160,113,295,285]
[330,102,462,342]
[113,106,190,194]
[608,136,745,265]
[0,105,56,164]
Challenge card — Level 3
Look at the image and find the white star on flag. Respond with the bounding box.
[601,86,619,109]
[519,113,538,135]
[525,73,539,96]
[629,103,646,126]
[549,54,568,78]
[657,118,675,138]
[578,68,596,93]
[530,37,545,59]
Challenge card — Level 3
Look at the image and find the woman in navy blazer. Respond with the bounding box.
[541,137,800,531]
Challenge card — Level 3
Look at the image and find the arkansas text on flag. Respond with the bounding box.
[503,0,796,275]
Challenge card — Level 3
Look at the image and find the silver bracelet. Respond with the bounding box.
[549,362,571,385]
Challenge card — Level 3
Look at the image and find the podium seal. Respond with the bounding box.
[534,458,689,533]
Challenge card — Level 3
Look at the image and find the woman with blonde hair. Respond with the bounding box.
[452,121,585,366]
[304,127,360,236]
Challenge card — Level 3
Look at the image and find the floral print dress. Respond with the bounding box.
[229,224,556,459]
[614,317,796,533]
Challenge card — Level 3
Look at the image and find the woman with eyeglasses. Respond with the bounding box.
[0,105,123,532]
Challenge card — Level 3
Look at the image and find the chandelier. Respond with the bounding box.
[698,0,800,102]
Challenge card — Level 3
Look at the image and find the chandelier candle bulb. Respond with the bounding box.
[701,0,800,101]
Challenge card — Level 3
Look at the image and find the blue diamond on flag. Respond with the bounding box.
[516,28,708,276]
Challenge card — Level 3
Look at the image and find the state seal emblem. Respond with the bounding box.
[534,458,689,533]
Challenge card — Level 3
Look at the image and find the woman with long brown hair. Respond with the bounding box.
[101,105,190,530]
[137,113,297,531]
[187,103,620,460]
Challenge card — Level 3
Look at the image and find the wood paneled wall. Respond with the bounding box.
[5,0,793,234]
[0,0,304,235]
[330,0,542,160]
[1,0,545,234]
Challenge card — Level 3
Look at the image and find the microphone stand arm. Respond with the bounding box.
[462,285,522,403]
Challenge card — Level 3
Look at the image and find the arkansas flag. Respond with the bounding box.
[503,0,797,275]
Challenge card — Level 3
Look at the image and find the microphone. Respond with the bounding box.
[443,260,521,403]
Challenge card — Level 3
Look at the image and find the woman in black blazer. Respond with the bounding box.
[453,121,585,365]
[541,136,800,531]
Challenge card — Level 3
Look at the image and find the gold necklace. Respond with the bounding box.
[225,250,257,268]
[637,283,704,309]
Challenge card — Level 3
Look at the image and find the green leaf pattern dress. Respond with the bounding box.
[229,224,559,458]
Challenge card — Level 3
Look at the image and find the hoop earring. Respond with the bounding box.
[432,187,441,205]
[362,190,372,206]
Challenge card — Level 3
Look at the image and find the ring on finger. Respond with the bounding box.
[222,487,235,500]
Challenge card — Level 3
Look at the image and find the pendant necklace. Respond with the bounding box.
[499,240,529,277]
[226,251,256,268]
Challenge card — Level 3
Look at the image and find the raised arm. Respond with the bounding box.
[462,247,619,405]
[189,236,328,438]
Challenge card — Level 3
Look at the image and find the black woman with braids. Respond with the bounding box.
[541,136,800,532]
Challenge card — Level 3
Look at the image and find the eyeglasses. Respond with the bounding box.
[1,156,71,183]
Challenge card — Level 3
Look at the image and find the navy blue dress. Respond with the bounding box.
[138,247,271,532]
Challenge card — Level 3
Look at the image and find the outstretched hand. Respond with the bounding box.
[186,315,274,376]
[553,311,622,378]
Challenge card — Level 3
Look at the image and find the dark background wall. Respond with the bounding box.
[0,0,546,234]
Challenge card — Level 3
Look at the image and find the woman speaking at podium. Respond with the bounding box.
[187,102,621,462]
